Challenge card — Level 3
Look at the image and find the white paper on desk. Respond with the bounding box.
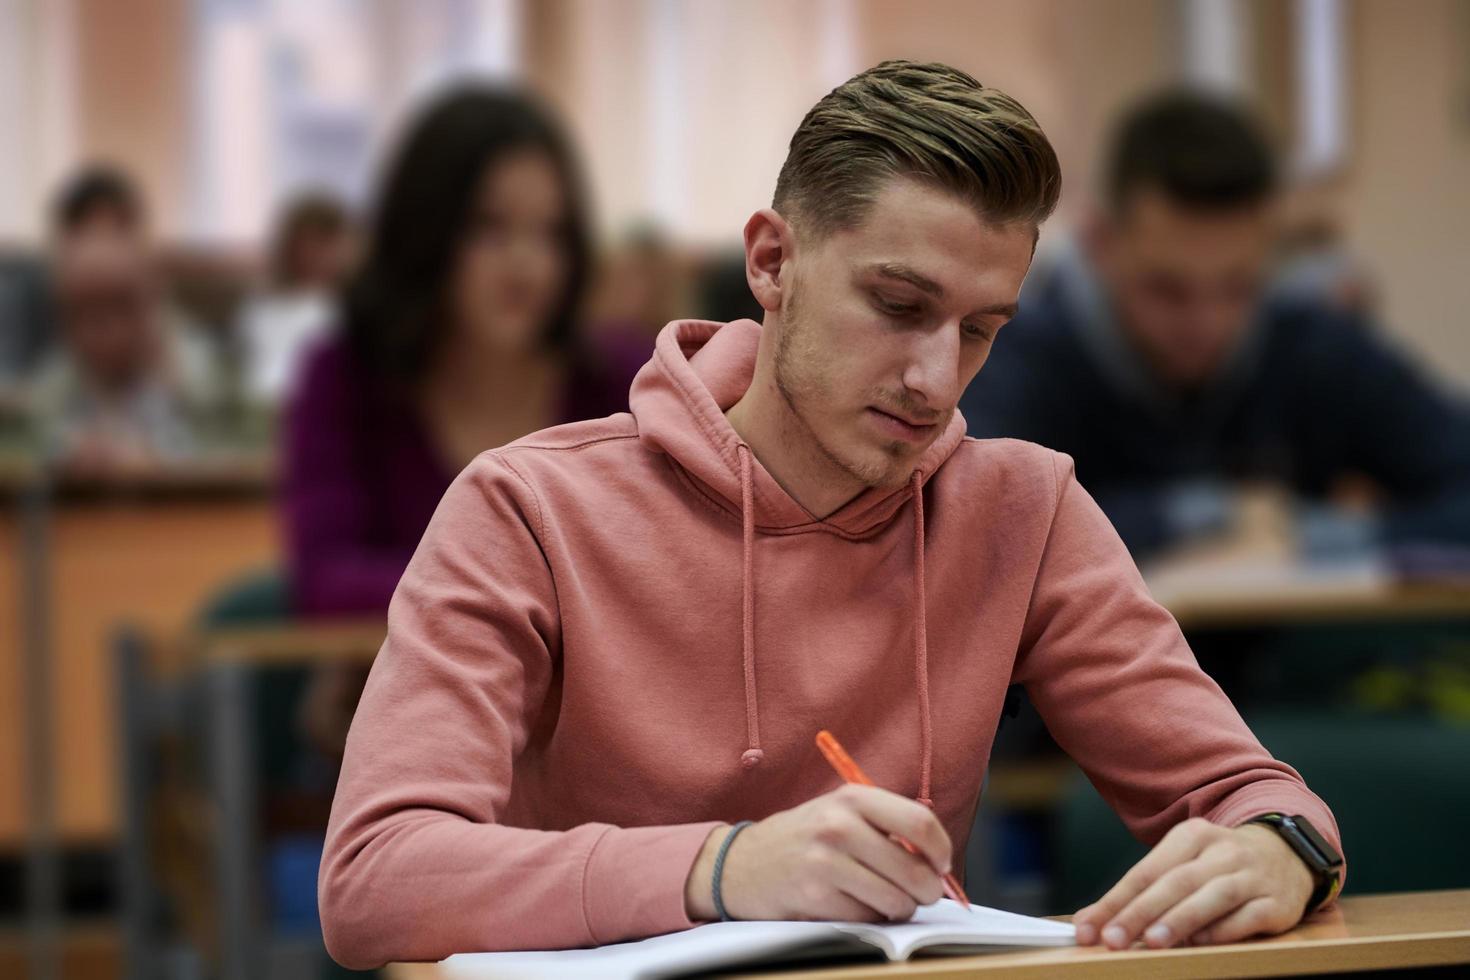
[440,899,1076,980]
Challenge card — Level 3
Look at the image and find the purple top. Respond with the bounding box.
[282,330,651,616]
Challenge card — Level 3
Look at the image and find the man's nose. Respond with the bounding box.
[900,325,961,411]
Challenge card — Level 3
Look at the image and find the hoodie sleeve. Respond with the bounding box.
[318,453,722,968]
[1011,452,1344,877]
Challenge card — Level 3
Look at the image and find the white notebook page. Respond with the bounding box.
[441,899,1075,980]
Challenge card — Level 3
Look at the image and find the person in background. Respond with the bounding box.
[30,238,199,473]
[236,192,355,404]
[34,165,226,459]
[2,166,146,400]
[961,90,1470,563]
[1,168,145,427]
[588,221,682,351]
[52,164,146,249]
[283,84,644,755]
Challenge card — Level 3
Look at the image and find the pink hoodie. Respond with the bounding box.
[319,319,1341,968]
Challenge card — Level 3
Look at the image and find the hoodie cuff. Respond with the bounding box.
[581,821,726,946]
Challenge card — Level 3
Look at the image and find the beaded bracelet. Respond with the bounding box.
[711,820,754,922]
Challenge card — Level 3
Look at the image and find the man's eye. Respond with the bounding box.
[963,322,995,341]
[876,296,920,317]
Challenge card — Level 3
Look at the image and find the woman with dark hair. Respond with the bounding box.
[267,88,643,959]
[283,85,644,633]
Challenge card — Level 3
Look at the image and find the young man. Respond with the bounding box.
[961,90,1470,561]
[320,62,1342,969]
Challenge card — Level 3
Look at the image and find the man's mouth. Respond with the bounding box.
[865,406,939,442]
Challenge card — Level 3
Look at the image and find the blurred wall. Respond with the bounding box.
[2,0,1466,380]
[526,0,1173,247]
[0,0,191,243]
[849,0,1173,232]
[1348,0,1470,385]
[0,0,77,244]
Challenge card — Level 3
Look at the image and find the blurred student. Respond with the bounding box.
[961,90,1470,561]
[236,192,355,404]
[1,167,145,393]
[283,85,643,752]
[53,164,146,249]
[39,165,224,442]
[2,167,147,403]
[31,238,200,473]
[589,222,682,348]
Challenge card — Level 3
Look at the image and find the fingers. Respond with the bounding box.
[1075,820,1306,951]
[812,888,887,924]
[1125,870,1253,949]
[826,853,922,922]
[1190,897,1292,946]
[1074,818,1215,944]
[838,785,953,874]
[843,816,945,907]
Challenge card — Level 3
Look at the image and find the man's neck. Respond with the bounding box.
[724,347,866,520]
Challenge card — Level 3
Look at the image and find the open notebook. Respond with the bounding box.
[440,899,1076,979]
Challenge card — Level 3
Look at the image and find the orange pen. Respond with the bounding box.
[814,729,972,912]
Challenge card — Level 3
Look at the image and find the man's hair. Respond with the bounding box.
[271,190,350,285]
[773,60,1061,238]
[1104,89,1277,214]
[52,164,144,233]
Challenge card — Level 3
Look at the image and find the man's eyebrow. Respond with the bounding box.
[870,263,1018,318]
[873,263,945,297]
[979,301,1020,319]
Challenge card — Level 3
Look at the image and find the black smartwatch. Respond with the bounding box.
[1244,813,1343,915]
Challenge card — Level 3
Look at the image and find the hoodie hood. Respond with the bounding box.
[629,319,968,536]
[629,318,967,797]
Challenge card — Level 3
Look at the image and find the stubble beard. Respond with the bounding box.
[772,282,910,491]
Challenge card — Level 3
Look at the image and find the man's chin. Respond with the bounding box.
[836,442,923,491]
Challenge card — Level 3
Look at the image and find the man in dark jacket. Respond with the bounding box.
[963,90,1470,562]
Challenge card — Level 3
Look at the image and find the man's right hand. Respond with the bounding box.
[683,784,952,923]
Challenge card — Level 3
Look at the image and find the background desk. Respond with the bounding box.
[386,890,1470,979]
[1,465,278,847]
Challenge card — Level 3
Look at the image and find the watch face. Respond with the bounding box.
[1289,815,1343,867]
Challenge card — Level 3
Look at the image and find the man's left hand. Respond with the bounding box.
[1072,818,1315,949]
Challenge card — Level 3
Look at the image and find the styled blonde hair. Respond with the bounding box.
[774,60,1061,237]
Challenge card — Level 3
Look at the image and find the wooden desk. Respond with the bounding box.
[1144,552,1470,630]
[191,620,385,669]
[386,890,1470,979]
[0,474,279,848]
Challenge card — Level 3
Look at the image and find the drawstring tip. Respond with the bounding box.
[917,796,934,809]
[740,748,765,769]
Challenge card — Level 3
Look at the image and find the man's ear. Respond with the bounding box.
[744,208,794,313]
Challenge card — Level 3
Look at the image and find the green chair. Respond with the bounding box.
[188,568,370,977]
[1054,711,1470,911]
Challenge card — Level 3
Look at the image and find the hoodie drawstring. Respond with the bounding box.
[910,470,934,809]
[731,447,935,811]
[737,444,765,769]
